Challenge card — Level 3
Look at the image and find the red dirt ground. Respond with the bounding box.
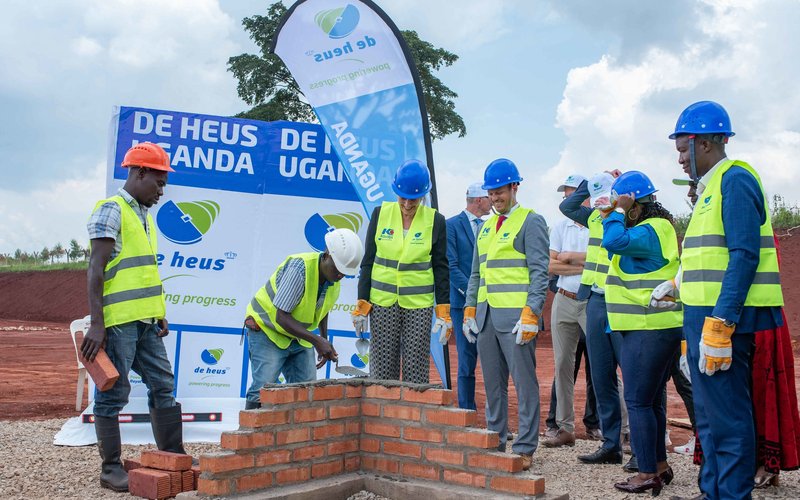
[2,234,799,448]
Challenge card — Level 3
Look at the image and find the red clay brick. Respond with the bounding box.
[256,449,292,467]
[312,384,344,400]
[365,385,401,400]
[383,441,422,459]
[402,387,454,406]
[239,409,289,427]
[329,403,360,419]
[490,476,545,496]
[276,427,310,445]
[236,471,272,492]
[123,458,142,472]
[467,452,523,473]
[129,468,171,499]
[404,427,443,443]
[200,452,254,473]
[220,430,273,450]
[327,439,359,455]
[260,386,309,405]
[364,421,400,438]
[345,420,361,434]
[425,408,477,427]
[181,470,194,492]
[402,461,440,481]
[140,450,192,471]
[360,437,381,453]
[361,456,399,474]
[294,406,326,423]
[197,477,231,496]
[79,348,119,391]
[167,470,182,496]
[345,384,363,398]
[361,402,380,416]
[312,457,344,478]
[313,423,345,440]
[191,465,200,490]
[292,444,326,461]
[383,404,421,421]
[344,454,361,472]
[424,447,464,465]
[275,466,310,485]
[446,429,499,449]
[443,469,487,488]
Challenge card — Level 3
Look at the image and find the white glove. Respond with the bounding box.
[679,340,691,381]
[352,315,368,338]
[463,307,479,344]
[433,317,453,345]
[512,321,538,345]
[650,279,679,310]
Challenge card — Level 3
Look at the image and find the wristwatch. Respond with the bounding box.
[614,207,626,215]
[714,316,736,328]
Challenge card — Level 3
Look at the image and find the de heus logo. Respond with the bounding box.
[157,200,220,245]
[315,4,360,39]
[304,212,363,252]
[201,348,224,365]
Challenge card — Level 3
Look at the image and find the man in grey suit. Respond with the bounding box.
[464,159,550,471]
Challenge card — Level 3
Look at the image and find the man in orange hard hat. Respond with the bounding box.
[81,142,190,492]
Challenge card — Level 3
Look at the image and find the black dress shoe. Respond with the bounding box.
[659,466,674,485]
[614,476,663,496]
[578,447,623,464]
[623,454,639,472]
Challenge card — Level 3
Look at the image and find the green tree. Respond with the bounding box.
[228,2,466,140]
[40,247,51,265]
[52,243,64,264]
[69,239,83,263]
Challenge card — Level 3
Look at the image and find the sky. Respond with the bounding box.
[2,0,800,254]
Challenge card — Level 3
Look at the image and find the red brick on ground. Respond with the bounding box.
[182,470,194,492]
[128,468,171,500]
[140,450,193,471]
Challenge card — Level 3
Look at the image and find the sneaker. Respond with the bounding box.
[674,436,695,456]
[542,429,576,448]
[665,430,673,447]
[586,428,603,441]
[519,453,533,471]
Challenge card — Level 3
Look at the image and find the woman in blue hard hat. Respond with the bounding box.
[352,160,451,383]
[600,171,682,496]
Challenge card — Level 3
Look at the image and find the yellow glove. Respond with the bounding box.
[698,317,735,376]
[463,306,478,344]
[433,304,453,345]
[351,300,372,337]
[512,306,539,345]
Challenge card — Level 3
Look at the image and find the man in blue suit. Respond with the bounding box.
[447,182,491,409]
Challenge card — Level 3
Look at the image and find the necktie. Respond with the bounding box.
[496,215,507,232]
[472,218,481,237]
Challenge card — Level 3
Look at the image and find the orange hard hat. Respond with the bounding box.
[121,142,175,172]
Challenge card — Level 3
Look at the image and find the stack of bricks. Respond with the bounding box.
[123,450,199,499]
[198,380,545,498]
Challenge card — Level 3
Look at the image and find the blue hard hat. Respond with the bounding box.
[392,159,431,199]
[669,101,735,139]
[482,158,523,190]
[612,170,657,200]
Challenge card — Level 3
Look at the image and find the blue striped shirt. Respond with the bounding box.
[87,188,150,261]
[271,255,330,313]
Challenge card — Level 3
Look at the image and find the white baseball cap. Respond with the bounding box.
[466,182,488,198]
[557,174,587,192]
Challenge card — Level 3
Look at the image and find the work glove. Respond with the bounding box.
[650,279,679,310]
[698,316,735,376]
[463,306,478,344]
[433,304,453,345]
[351,299,371,337]
[512,306,539,345]
[679,340,691,381]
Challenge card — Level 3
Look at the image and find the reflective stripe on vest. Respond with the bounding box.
[370,201,436,309]
[94,196,166,327]
[580,210,612,290]
[245,252,340,349]
[605,218,683,331]
[681,160,784,307]
[476,207,533,308]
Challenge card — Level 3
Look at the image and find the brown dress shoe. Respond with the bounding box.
[519,453,533,471]
[542,429,576,448]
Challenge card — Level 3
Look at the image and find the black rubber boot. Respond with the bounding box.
[244,400,262,410]
[150,403,187,454]
[94,415,129,492]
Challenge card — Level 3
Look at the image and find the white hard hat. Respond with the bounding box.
[324,228,364,276]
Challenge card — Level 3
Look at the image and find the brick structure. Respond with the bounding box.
[197,380,546,498]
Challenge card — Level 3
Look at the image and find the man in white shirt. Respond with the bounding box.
[543,174,591,447]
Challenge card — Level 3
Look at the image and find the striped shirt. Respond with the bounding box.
[87,188,150,261]
[272,255,330,313]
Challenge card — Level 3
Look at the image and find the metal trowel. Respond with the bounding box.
[355,335,370,356]
[335,360,368,377]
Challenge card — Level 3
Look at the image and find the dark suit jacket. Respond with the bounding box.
[446,211,478,309]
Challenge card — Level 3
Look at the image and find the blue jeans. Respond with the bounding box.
[685,306,755,500]
[585,291,624,451]
[246,328,316,403]
[452,307,478,410]
[93,321,176,418]
[619,328,681,473]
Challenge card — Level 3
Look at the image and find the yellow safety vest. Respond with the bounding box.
[605,217,683,331]
[476,207,533,308]
[246,252,340,349]
[370,201,436,309]
[580,210,612,290]
[93,196,166,328]
[681,160,783,307]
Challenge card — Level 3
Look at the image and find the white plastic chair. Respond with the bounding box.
[69,315,91,411]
